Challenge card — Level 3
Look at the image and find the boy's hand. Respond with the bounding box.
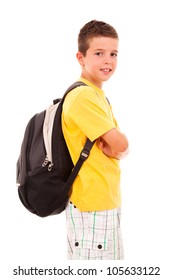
[98,137,128,160]
[98,138,114,157]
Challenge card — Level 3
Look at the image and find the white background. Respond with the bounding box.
[1,0,173,279]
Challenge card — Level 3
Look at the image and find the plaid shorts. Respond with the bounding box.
[65,201,124,260]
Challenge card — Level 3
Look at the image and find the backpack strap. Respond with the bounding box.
[53,81,86,105]
[54,81,94,193]
[64,138,94,192]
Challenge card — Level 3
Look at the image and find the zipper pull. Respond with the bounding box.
[48,162,54,171]
[42,156,53,171]
[42,156,49,167]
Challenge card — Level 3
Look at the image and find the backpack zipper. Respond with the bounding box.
[42,156,54,171]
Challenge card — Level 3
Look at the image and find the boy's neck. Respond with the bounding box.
[79,77,104,94]
[80,74,103,89]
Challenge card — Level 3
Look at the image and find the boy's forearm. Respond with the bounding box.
[102,146,129,160]
[98,138,129,159]
[100,128,129,156]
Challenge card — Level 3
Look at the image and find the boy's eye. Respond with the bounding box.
[111,52,118,57]
[95,52,118,57]
[95,52,103,56]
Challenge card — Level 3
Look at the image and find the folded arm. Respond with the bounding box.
[98,128,129,160]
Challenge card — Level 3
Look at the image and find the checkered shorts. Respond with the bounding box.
[65,201,124,260]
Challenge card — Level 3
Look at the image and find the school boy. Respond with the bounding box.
[62,20,129,260]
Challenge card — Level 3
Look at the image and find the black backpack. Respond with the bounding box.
[16,81,94,217]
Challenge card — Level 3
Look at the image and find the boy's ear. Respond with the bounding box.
[76,52,85,66]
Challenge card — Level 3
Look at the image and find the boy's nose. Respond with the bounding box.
[104,55,112,64]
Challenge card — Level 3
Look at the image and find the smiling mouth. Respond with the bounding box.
[100,68,112,73]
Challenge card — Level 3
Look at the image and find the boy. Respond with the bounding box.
[62,20,129,260]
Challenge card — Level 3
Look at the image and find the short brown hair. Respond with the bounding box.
[78,20,119,56]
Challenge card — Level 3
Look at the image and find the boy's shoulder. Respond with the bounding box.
[65,84,97,104]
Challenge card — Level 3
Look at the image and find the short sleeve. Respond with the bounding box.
[67,87,116,141]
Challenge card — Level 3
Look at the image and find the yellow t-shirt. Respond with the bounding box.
[62,78,121,211]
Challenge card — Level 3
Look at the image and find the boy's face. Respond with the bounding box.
[77,36,118,88]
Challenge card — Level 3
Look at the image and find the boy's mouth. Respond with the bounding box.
[100,68,112,73]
